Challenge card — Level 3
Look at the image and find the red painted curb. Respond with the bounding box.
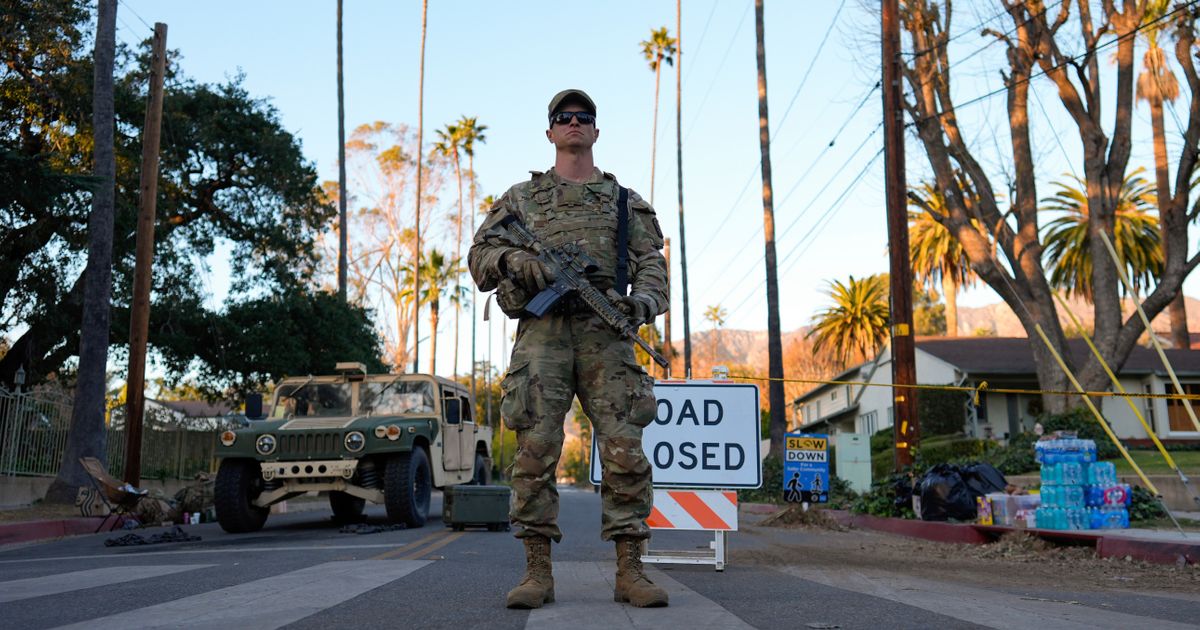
[1098,535,1200,566]
[825,510,1196,566]
[0,517,123,546]
[740,502,783,515]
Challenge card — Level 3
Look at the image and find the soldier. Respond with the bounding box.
[469,89,669,609]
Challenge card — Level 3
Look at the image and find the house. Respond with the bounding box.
[794,337,1200,443]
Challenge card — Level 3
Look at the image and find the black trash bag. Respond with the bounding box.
[918,463,975,521]
[892,475,915,514]
[961,462,1008,498]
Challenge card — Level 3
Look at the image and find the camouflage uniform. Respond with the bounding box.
[469,167,668,543]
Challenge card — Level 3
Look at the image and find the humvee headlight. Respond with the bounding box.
[374,426,387,439]
[220,431,237,447]
[386,425,401,441]
[255,434,277,455]
[344,431,365,452]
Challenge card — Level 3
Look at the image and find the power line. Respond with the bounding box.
[770,0,848,137]
[681,0,719,88]
[710,133,884,314]
[117,0,154,32]
[682,3,751,146]
[693,80,880,261]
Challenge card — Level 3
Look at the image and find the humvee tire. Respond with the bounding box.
[329,491,365,521]
[385,448,431,527]
[470,453,491,485]
[215,458,269,533]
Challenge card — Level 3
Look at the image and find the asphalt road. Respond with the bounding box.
[1,488,1197,629]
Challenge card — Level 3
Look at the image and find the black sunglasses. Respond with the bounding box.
[550,111,596,126]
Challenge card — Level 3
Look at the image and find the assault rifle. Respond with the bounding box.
[492,215,669,369]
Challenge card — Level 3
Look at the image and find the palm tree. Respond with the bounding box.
[640,26,676,206]
[1137,0,1187,347]
[413,249,468,375]
[754,0,786,459]
[674,0,693,380]
[434,122,465,379]
[807,275,890,366]
[336,0,348,301]
[412,0,428,373]
[908,183,976,337]
[1042,170,1162,302]
[458,116,487,399]
[48,0,118,502]
[703,304,728,364]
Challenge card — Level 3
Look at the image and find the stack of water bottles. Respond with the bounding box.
[1034,437,1131,530]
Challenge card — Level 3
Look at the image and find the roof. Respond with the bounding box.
[916,337,1200,377]
[152,399,236,418]
[792,361,869,403]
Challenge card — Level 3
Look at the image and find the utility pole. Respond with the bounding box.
[676,0,693,379]
[882,0,918,470]
[123,22,167,485]
[336,0,347,301]
[413,0,428,373]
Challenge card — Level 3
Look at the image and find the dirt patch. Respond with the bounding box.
[737,524,1200,594]
[0,502,80,524]
[758,506,846,531]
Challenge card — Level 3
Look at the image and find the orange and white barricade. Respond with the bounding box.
[643,489,738,571]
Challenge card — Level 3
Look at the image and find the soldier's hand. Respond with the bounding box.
[614,294,655,325]
[506,251,555,291]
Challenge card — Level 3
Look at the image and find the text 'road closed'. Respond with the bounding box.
[591,381,762,489]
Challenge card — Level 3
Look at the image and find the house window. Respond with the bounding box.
[1165,383,1200,432]
[1144,383,1155,428]
[860,410,878,435]
[815,401,822,419]
[831,389,838,401]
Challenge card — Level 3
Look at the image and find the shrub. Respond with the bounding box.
[1129,485,1167,522]
[851,472,916,518]
[917,387,969,436]
[738,455,783,504]
[1040,407,1119,459]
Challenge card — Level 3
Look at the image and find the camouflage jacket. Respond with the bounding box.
[469,167,668,316]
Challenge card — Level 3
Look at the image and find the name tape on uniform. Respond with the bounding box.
[591,381,761,489]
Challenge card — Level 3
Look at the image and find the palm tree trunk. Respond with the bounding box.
[942,275,958,337]
[676,0,693,379]
[46,0,118,502]
[412,0,428,373]
[468,152,477,400]
[755,0,786,459]
[337,0,348,301]
[453,150,463,379]
[1150,98,1189,347]
[429,297,439,375]
[650,58,661,206]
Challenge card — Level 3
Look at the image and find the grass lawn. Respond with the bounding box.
[1104,449,1200,475]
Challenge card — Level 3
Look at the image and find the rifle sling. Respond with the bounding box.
[616,186,630,297]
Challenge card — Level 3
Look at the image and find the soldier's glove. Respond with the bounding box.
[614,293,656,325]
[505,250,555,292]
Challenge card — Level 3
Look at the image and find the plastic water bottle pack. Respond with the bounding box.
[1035,436,1128,530]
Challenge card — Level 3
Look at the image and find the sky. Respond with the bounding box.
[113,0,1200,378]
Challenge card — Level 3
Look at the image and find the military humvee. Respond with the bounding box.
[214,362,493,533]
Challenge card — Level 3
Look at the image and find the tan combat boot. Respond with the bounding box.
[613,536,669,607]
[506,535,555,609]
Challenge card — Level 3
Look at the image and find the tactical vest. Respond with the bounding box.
[516,170,624,291]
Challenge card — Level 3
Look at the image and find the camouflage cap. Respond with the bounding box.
[547,89,596,117]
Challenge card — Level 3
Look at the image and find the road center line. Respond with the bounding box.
[372,530,450,560]
[401,531,465,559]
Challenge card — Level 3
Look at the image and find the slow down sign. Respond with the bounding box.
[591,381,762,489]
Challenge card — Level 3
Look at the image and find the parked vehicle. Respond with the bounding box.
[214,362,492,533]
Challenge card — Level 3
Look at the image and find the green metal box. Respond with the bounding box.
[443,485,511,531]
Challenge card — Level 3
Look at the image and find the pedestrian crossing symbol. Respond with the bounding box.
[783,432,829,503]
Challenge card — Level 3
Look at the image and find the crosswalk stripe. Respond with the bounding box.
[525,561,754,629]
[50,560,430,630]
[0,565,212,604]
[785,566,1198,630]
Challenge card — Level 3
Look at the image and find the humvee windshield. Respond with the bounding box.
[360,380,435,416]
[273,382,353,418]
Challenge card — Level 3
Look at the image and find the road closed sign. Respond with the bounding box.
[591,381,761,489]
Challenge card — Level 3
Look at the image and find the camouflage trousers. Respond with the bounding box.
[500,311,657,543]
